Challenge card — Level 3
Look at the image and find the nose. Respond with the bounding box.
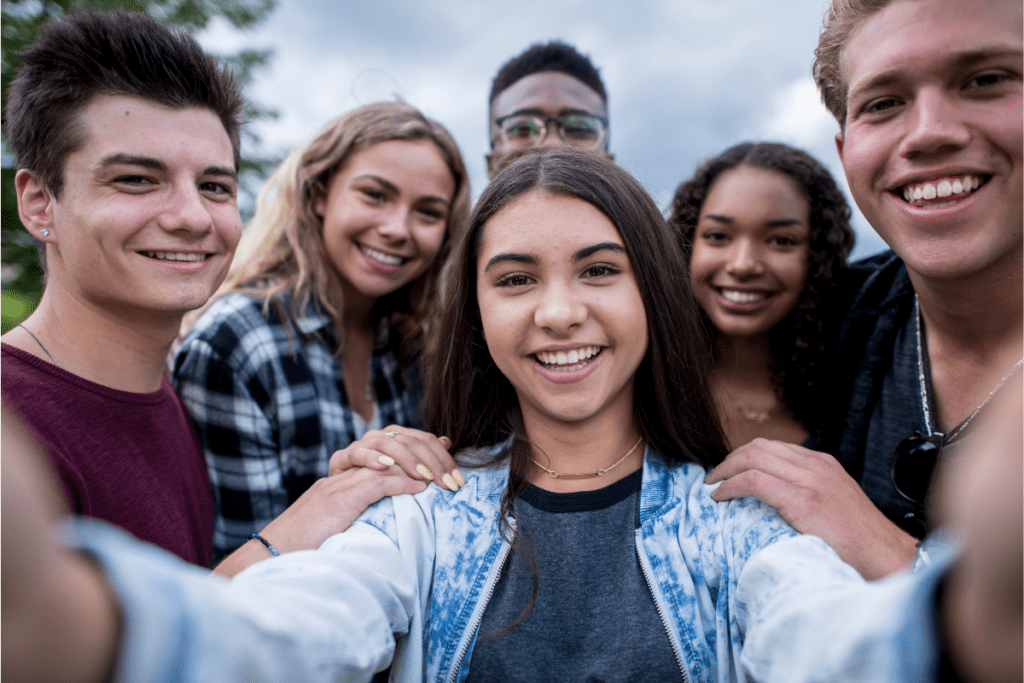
[533,281,587,334]
[160,183,213,235]
[376,207,412,243]
[725,238,764,278]
[899,87,971,159]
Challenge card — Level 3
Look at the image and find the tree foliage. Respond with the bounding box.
[1,0,279,331]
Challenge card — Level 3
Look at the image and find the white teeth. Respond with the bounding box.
[720,289,768,304]
[360,245,403,266]
[536,346,601,368]
[143,251,207,262]
[901,175,982,203]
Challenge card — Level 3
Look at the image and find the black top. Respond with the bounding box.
[465,469,682,682]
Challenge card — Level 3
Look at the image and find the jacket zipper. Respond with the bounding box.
[635,529,689,683]
[444,536,513,683]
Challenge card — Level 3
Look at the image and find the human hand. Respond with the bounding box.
[704,438,917,580]
[329,425,464,493]
[214,461,438,578]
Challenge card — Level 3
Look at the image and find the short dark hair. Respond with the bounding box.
[5,9,245,201]
[427,147,726,470]
[669,142,856,437]
[488,41,607,105]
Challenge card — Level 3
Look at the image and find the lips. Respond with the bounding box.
[140,251,210,262]
[359,244,407,273]
[534,345,602,371]
[718,288,769,304]
[898,174,988,206]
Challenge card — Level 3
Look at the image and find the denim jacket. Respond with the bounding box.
[66,452,956,683]
[235,446,865,683]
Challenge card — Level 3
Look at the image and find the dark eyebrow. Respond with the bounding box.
[99,154,167,172]
[354,174,450,207]
[484,252,537,272]
[98,154,237,181]
[703,214,733,223]
[851,46,1023,98]
[504,107,595,119]
[573,242,626,261]
[766,218,804,228]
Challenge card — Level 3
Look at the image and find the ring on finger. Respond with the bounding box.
[385,431,400,437]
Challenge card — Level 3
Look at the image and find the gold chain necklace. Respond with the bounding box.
[530,436,644,480]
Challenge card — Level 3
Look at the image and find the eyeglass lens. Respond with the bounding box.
[500,114,604,148]
[890,433,941,505]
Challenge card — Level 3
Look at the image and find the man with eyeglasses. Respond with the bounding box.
[705,0,1022,584]
[486,41,612,177]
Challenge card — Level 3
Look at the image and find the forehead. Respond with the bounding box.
[843,0,1023,97]
[491,72,607,123]
[70,94,233,169]
[478,191,621,261]
[703,166,810,217]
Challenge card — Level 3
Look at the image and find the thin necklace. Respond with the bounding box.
[17,323,62,368]
[530,436,644,480]
[914,295,1023,442]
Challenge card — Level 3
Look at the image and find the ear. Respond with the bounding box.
[15,169,57,243]
[834,131,845,162]
[313,193,326,218]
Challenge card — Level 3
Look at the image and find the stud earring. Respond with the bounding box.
[40,228,50,238]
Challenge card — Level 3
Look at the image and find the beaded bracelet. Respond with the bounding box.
[249,533,280,557]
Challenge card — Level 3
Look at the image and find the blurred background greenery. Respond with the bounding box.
[1,0,280,332]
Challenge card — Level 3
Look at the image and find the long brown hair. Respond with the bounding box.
[200,101,470,358]
[425,147,727,634]
[427,146,727,471]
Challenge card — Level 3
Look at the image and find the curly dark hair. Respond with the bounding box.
[668,142,855,437]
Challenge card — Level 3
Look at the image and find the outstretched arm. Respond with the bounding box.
[705,438,917,580]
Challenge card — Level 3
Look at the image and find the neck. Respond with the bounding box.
[521,399,642,494]
[911,247,1023,356]
[8,288,182,393]
[713,333,774,387]
[911,252,1024,432]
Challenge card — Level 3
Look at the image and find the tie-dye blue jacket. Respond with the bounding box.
[235,446,868,682]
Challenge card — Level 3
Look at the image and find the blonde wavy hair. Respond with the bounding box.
[192,101,470,359]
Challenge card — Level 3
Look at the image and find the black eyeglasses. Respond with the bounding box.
[890,431,943,538]
[493,112,608,150]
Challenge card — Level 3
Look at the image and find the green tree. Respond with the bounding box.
[1,0,279,332]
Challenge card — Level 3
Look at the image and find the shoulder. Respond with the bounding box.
[847,250,913,312]
[181,293,278,352]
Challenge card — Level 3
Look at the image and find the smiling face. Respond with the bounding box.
[837,0,1023,283]
[689,165,812,341]
[315,139,455,312]
[476,191,647,431]
[41,94,241,318]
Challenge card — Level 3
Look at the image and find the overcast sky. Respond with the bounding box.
[199,0,889,258]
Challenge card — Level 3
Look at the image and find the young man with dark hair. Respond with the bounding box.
[706,0,1022,581]
[486,41,612,176]
[0,9,246,567]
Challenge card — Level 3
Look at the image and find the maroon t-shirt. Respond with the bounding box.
[2,343,214,567]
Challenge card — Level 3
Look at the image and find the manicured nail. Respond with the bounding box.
[440,436,452,449]
[416,464,434,481]
[441,473,459,492]
[377,455,395,467]
[452,469,466,487]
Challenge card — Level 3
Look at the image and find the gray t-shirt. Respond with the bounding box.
[465,468,682,682]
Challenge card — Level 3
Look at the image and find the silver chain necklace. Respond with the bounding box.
[914,295,1023,443]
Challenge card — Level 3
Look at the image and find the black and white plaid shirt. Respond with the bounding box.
[173,293,423,562]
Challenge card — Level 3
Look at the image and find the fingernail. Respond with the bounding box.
[440,436,452,449]
[452,469,466,487]
[441,473,459,492]
[416,464,434,481]
[378,455,395,467]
